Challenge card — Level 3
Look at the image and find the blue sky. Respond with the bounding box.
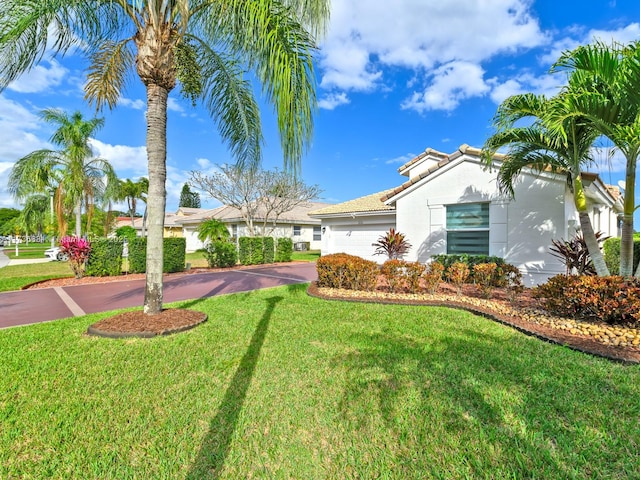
[1,0,639,214]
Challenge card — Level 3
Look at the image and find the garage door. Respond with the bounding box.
[329,224,394,262]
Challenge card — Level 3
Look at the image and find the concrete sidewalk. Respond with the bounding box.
[0,263,318,329]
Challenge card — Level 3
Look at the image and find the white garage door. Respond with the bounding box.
[329,224,394,262]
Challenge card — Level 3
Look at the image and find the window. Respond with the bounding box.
[446,203,489,255]
[232,224,238,238]
[293,225,301,237]
[313,226,321,241]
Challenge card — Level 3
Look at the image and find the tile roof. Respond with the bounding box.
[173,201,332,224]
[309,189,396,216]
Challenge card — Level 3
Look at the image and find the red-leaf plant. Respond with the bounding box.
[59,236,92,279]
[373,228,412,260]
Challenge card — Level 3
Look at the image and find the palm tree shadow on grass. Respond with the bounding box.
[186,295,283,479]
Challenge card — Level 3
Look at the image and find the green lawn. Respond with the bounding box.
[2,244,50,260]
[0,262,72,291]
[1,284,638,478]
[291,249,320,262]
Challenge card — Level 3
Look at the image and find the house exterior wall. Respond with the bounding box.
[318,214,396,262]
[394,158,571,286]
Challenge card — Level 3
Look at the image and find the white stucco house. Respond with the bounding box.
[173,201,332,252]
[310,144,623,286]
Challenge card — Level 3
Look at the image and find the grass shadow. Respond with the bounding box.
[186,295,283,479]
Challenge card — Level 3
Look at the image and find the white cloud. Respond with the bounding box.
[402,62,490,112]
[318,92,350,110]
[320,0,546,97]
[167,97,184,113]
[118,97,146,110]
[0,95,49,160]
[7,59,68,94]
[88,139,148,176]
[385,153,416,165]
[489,72,565,104]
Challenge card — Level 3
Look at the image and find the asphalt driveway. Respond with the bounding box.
[0,263,318,329]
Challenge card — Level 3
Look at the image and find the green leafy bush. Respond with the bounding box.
[115,225,137,241]
[423,261,444,294]
[603,236,640,275]
[534,275,640,325]
[127,238,186,273]
[316,253,379,291]
[262,237,275,264]
[238,237,266,265]
[86,238,123,277]
[275,237,293,262]
[204,240,237,268]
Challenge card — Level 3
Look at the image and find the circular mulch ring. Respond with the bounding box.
[307,282,640,365]
[87,308,207,339]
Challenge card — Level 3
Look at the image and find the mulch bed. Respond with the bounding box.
[87,309,207,338]
[307,282,640,365]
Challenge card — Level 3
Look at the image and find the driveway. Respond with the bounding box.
[0,263,318,329]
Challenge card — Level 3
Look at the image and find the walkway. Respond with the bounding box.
[0,263,318,329]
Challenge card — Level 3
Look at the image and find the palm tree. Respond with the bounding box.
[8,109,118,238]
[483,92,610,276]
[119,178,145,226]
[21,194,49,239]
[197,218,230,244]
[0,0,329,315]
[551,41,640,276]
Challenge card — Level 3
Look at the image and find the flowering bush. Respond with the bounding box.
[59,236,91,279]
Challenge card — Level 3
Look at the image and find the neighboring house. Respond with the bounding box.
[113,207,206,238]
[174,201,332,252]
[310,144,623,286]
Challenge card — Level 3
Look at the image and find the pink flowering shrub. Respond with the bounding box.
[60,236,92,278]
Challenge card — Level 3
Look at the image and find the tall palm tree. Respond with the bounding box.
[8,109,118,238]
[483,92,610,276]
[551,41,640,276]
[0,0,329,315]
[21,194,49,238]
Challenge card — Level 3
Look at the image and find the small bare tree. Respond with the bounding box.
[190,165,322,236]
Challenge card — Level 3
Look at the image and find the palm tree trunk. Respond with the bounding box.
[75,198,82,237]
[578,212,609,276]
[573,177,609,276]
[621,161,636,277]
[144,83,168,315]
[142,207,147,237]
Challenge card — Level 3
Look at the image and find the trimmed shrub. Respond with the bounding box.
[603,236,640,275]
[115,225,137,241]
[533,275,640,325]
[238,237,265,265]
[127,237,186,273]
[275,237,293,262]
[473,262,497,298]
[423,261,444,294]
[432,254,505,282]
[204,240,237,268]
[381,259,405,293]
[86,238,124,277]
[446,261,470,295]
[405,261,427,294]
[262,237,275,264]
[316,253,378,291]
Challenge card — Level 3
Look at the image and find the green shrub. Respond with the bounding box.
[127,237,186,273]
[115,225,137,241]
[603,236,640,275]
[262,237,275,264]
[275,237,293,262]
[432,254,505,283]
[533,275,640,325]
[86,238,124,277]
[423,261,444,294]
[316,253,379,291]
[204,240,237,268]
[238,237,268,265]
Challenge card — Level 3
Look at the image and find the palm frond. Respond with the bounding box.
[85,39,135,110]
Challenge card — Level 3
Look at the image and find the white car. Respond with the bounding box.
[44,247,69,261]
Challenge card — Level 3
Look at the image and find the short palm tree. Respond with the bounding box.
[197,218,231,244]
[8,109,118,238]
[483,92,610,276]
[0,0,329,315]
[551,41,640,276]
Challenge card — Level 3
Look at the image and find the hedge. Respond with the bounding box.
[275,237,293,262]
[128,237,186,273]
[603,236,640,275]
[204,240,237,268]
[316,253,379,291]
[85,238,124,277]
